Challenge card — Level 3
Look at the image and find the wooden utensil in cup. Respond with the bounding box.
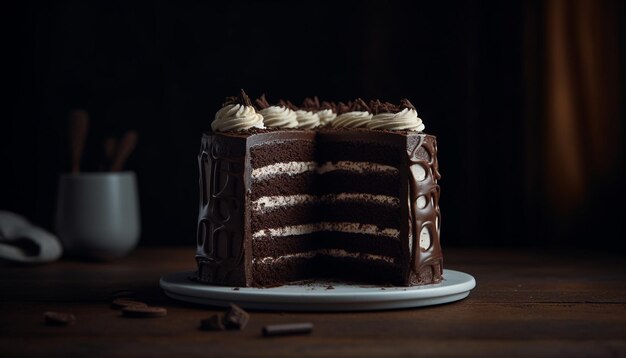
[68,109,90,174]
[110,131,138,172]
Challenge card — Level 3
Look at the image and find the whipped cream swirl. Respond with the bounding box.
[331,111,373,128]
[367,108,425,131]
[295,110,321,129]
[316,109,337,125]
[212,104,265,132]
[259,106,298,129]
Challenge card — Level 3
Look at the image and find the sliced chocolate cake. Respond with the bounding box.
[196,91,442,287]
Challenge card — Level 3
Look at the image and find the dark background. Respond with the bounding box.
[2,1,624,250]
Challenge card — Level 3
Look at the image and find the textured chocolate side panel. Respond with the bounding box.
[406,134,443,285]
[196,133,248,286]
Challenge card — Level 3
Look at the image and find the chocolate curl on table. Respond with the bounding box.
[223,89,253,107]
[110,131,138,172]
[68,109,90,174]
[262,322,314,337]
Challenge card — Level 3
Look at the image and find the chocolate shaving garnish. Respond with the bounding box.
[320,101,336,111]
[370,100,400,114]
[369,99,384,115]
[399,98,416,111]
[255,94,271,110]
[349,98,371,112]
[335,101,351,114]
[223,89,253,107]
[278,99,298,111]
[301,97,317,111]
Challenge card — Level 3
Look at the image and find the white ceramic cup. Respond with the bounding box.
[55,172,141,260]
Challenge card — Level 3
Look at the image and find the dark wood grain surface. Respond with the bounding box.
[1,248,625,357]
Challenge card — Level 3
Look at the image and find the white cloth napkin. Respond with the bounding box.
[0,211,63,263]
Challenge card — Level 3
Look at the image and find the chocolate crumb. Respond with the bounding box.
[111,298,148,310]
[233,287,240,291]
[44,312,76,326]
[200,315,226,331]
[325,285,335,290]
[223,304,249,330]
[122,306,167,318]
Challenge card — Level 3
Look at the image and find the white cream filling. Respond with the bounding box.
[251,161,317,180]
[253,249,396,265]
[251,161,399,181]
[252,222,399,240]
[323,193,399,206]
[317,161,398,175]
[251,193,400,213]
[251,194,317,212]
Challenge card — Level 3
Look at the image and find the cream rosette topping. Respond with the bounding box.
[316,109,337,125]
[211,90,265,132]
[259,106,298,128]
[302,96,337,126]
[367,99,425,131]
[255,95,298,129]
[330,99,373,129]
[295,110,321,129]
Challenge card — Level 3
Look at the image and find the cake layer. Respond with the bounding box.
[319,201,400,229]
[250,172,316,200]
[250,203,318,233]
[317,171,401,197]
[252,255,404,287]
[317,141,403,167]
[251,193,399,223]
[251,161,317,181]
[252,232,402,259]
[250,139,316,168]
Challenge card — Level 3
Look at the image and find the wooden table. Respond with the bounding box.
[1,247,625,357]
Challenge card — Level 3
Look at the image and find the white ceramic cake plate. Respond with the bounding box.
[160,269,476,311]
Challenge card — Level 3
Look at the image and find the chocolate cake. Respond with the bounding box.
[196,91,442,287]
